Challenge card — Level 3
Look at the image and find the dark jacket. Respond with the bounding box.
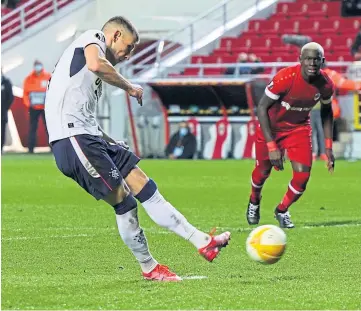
[1,75,14,122]
[351,33,361,56]
[165,132,197,159]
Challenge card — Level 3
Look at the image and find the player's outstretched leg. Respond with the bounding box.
[104,183,181,282]
[124,167,231,263]
[247,160,272,225]
[274,162,311,229]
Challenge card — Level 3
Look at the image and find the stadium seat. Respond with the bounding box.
[204,68,224,76]
[183,68,201,76]
[203,118,232,160]
[187,118,202,157]
[182,0,352,77]
[276,2,308,17]
[191,56,207,64]
[220,37,239,50]
[247,19,265,32]
[328,54,354,62]
[1,0,74,42]
[233,120,258,159]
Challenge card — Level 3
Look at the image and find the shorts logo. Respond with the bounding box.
[109,167,120,180]
[314,93,321,101]
[85,161,101,178]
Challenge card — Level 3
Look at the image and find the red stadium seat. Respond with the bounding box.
[298,19,322,34]
[328,54,353,62]
[1,0,74,42]
[271,45,299,54]
[183,68,201,76]
[191,56,207,64]
[309,2,341,17]
[276,2,308,17]
[204,68,224,76]
[211,50,229,57]
[331,36,355,48]
[260,19,294,35]
[315,35,354,53]
[339,18,361,33]
[220,55,238,63]
[220,37,239,50]
[203,118,232,160]
[183,0,351,78]
[232,47,253,54]
[248,19,265,31]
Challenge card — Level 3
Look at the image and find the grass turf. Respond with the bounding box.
[2,155,361,310]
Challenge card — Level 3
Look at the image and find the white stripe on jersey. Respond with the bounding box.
[265,87,280,100]
[45,29,107,143]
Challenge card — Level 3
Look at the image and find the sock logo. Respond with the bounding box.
[134,229,146,245]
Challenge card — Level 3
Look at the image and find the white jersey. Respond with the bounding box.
[45,29,107,143]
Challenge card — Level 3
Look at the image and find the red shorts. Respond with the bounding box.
[256,125,312,167]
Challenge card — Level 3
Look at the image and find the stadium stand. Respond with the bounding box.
[183,0,360,76]
[1,0,74,42]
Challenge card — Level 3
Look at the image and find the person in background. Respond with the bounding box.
[311,63,361,161]
[351,25,361,61]
[23,60,51,153]
[1,69,14,152]
[165,121,196,159]
[225,53,251,76]
[249,53,264,74]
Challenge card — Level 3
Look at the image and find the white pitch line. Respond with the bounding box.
[2,223,361,241]
[2,233,97,241]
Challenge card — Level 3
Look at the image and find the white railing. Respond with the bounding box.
[120,0,278,77]
[1,0,72,42]
[126,61,353,82]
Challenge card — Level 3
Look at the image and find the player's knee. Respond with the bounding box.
[135,179,157,203]
[255,161,272,177]
[113,194,138,215]
[291,171,310,191]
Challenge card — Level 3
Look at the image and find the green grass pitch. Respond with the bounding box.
[2,155,361,310]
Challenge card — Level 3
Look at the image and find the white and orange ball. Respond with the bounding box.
[246,225,286,264]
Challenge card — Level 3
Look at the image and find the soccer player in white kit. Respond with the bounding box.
[45,16,230,281]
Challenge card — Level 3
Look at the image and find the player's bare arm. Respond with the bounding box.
[320,97,335,173]
[84,44,143,104]
[257,94,284,171]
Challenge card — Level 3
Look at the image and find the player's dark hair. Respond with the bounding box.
[102,16,139,43]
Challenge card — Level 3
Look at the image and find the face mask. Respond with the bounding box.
[34,64,43,72]
[179,127,188,137]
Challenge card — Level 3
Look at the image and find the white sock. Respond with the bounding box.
[141,190,211,249]
[116,208,158,273]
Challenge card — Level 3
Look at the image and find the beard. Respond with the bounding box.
[106,49,117,66]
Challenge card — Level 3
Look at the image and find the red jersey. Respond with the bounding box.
[264,64,334,132]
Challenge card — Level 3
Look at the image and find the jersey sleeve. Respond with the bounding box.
[320,75,335,105]
[264,68,293,101]
[80,30,106,55]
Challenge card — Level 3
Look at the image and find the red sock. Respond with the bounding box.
[250,166,270,204]
[278,171,310,211]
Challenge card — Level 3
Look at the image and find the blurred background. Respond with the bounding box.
[1,0,361,161]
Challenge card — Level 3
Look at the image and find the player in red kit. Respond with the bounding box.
[246,42,335,228]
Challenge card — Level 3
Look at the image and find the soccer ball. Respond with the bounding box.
[246,225,286,264]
